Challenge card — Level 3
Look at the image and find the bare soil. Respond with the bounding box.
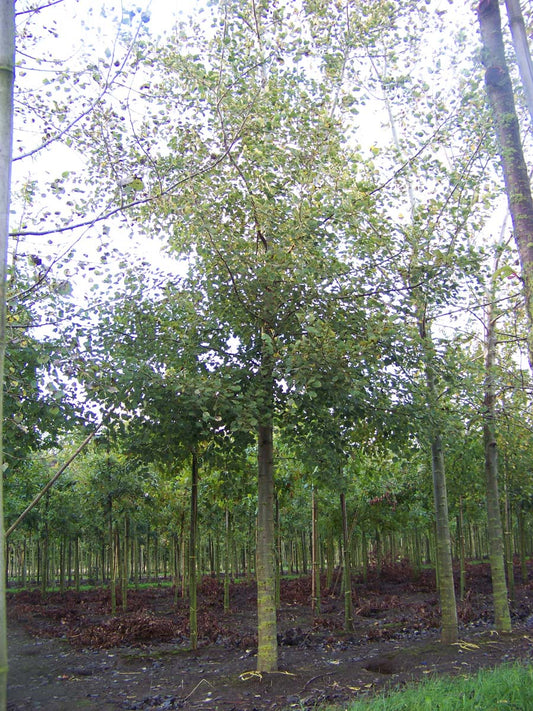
[7,561,533,710]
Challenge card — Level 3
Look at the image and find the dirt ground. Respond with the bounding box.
[7,561,533,710]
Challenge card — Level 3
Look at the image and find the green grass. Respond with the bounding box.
[325,664,533,711]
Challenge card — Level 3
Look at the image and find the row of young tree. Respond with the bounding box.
[6,431,533,601]
[3,0,533,703]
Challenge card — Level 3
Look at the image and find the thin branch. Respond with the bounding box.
[5,425,101,538]
[368,113,455,197]
[15,0,66,17]
[10,133,242,238]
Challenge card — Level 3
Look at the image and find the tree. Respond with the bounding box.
[479,240,514,632]
[97,0,395,671]
[504,0,533,127]
[0,0,15,705]
[478,0,533,370]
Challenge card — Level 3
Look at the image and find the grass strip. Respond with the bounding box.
[330,663,533,710]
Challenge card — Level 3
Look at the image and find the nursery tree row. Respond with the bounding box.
[3,0,533,693]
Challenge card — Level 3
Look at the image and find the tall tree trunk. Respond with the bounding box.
[122,516,129,612]
[326,535,334,589]
[419,315,458,644]
[504,492,515,602]
[430,433,458,643]
[518,507,528,584]
[74,537,80,593]
[21,540,27,588]
[275,495,281,609]
[478,0,533,368]
[224,508,231,612]
[340,492,353,632]
[257,421,277,672]
[484,301,512,632]
[189,451,199,650]
[59,538,65,594]
[0,0,14,702]
[504,0,533,126]
[41,495,50,595]
[457,501,466,602]
[311,487,321,616]
[256,331,278,673]
[109,499,116,616]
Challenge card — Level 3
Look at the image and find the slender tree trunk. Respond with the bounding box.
[311,487,321,616]
[361,532,368,583]
[483,242,513,627]
[59,539,65,594]
[109,501,116,615]
[135,533,141,590]
[478,0,533,368]
[483,302,512,632]
[21,540,26,588]
[326,535,334,589]
[518,507,528,584]
[504,493,515,602]
[0,0,14,700]
[145,537,149,582]
[504,0,533,127]
[181,533,187,600]
[420,314,458,644]
[340,492,353,632]
[275,494,281,608]
[154,536,160,584]
[429,434,458,643]
[457,501,466,602]
[41,496,50,595]
[224,508,231,612]
[375,530,382,575]
[122,517,129,612]
[189,451,199,650]
[74,537,80,592]
[175,509,185,602]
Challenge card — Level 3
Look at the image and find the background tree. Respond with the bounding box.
[478,0,533,369]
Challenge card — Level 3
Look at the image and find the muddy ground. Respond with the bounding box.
[7,561,533,710]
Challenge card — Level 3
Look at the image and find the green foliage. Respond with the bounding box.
[4,261,81,471]
[335,664,533,711]
[8,2,533,626]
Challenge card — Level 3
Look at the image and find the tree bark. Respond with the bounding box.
[457,501,466,602]
[122,517,129,612]
[504,0,533,127]
[311,487,321,616]
[504,493,515,602]
[340,491,353,632]
[483,301,512,632]
[518,507,528,584]
[74,537,80,592]
[0,0,15,703]
[256,329,278,672]
[419,315,458,644]
[109,499,116,616]
[256,421,277,671]
[478,0,533,368]
[430,433,458,644]
[224,508,231,612]
[189,451,199,650]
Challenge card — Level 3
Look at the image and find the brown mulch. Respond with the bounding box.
[7,561,533,710]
